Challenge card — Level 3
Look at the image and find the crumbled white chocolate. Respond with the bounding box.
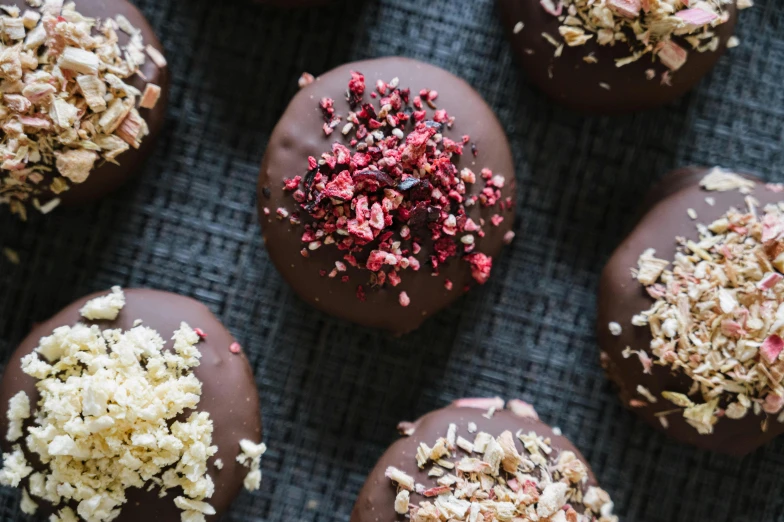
[19,488,37,514]
[0,445,31,487]
[5,390,30,441]
[236,439,266,491]
[78,286,125,320]
[608,322,622,336]
[0,2,164,219]
[0,319,224,521]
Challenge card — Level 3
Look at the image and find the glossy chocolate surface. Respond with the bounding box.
[258,57,516,334]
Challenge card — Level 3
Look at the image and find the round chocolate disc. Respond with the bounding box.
[258,57,516,334]
[598,167,784,454]
[1,0,169,212]
[352,400,616,522]
[497,0,738,113]
[0,289,262,520]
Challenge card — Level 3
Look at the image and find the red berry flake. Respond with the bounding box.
[281,72,510,303]
[229,342,241,354]
[194,328,207,339]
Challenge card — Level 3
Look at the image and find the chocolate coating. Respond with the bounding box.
[351,403,597,522]
[9,0,169,207]
[497,0,738,113]
[598,167,784,455]
[0,289,262,520]
[258,57,516,334]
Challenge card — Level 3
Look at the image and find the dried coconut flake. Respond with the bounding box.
[0,2,165,219]
[384,415,618,522]
[630,174,784,435]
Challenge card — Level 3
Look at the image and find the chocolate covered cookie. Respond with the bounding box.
[0,288,263,521]
[498,0,745,112]
[0,0,169,219]
[599,167,784,454]
[258,57,516,334]
[352,398,617,522]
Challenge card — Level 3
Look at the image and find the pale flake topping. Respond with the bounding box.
[0,1,164,220]
[236,439,267,491]
[541,0,737,76]
[78,285,125,320]
[384,418,617,521]
[0,315,219,521]
[631,175,784,435]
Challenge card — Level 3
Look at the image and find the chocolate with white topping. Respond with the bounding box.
[498,0,747,112]
[599,167,784,454]
[0,0,169,219]
[351,399,617,522]
[0,288,263,521]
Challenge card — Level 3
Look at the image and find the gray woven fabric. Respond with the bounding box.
[0,0,782,520]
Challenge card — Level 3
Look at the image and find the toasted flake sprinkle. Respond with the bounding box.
[727,36,740,49]
[140,83,162,109]
[631,176,784,435]
[700,167,755,193]
[145,44,167,67]
[2,248,19,264]
[599,82,611,90]
[0,318,237,520]
[539,0,741,76]
[79,286,126,321]
[608,322,622,336]
[0,2,165,219]
[385,411,617,521]
[513,21,524,33]
[385,466,415,491]
[687,208,697,220]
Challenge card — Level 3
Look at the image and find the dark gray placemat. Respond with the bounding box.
[0,0,782,520]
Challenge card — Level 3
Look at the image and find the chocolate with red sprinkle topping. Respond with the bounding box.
[258,58,516,334]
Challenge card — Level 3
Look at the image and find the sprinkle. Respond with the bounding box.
[513,21,524,33]
[298,72,315,88]
[608,322,622,336]
[599,82,611,90]
[687,208,697,220]
[229,342,242,354]
[399,291,410,307]
[2,248,19,265]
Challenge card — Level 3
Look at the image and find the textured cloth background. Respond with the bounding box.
[0,0,783,520]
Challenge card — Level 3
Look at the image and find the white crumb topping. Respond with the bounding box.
[20,488,37,514]
[5,390,30,442]
[0,320,218,521]
[78,286,126,320]
[0,445,32,487]
[236,439,266,491]
[700,168,756,194]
